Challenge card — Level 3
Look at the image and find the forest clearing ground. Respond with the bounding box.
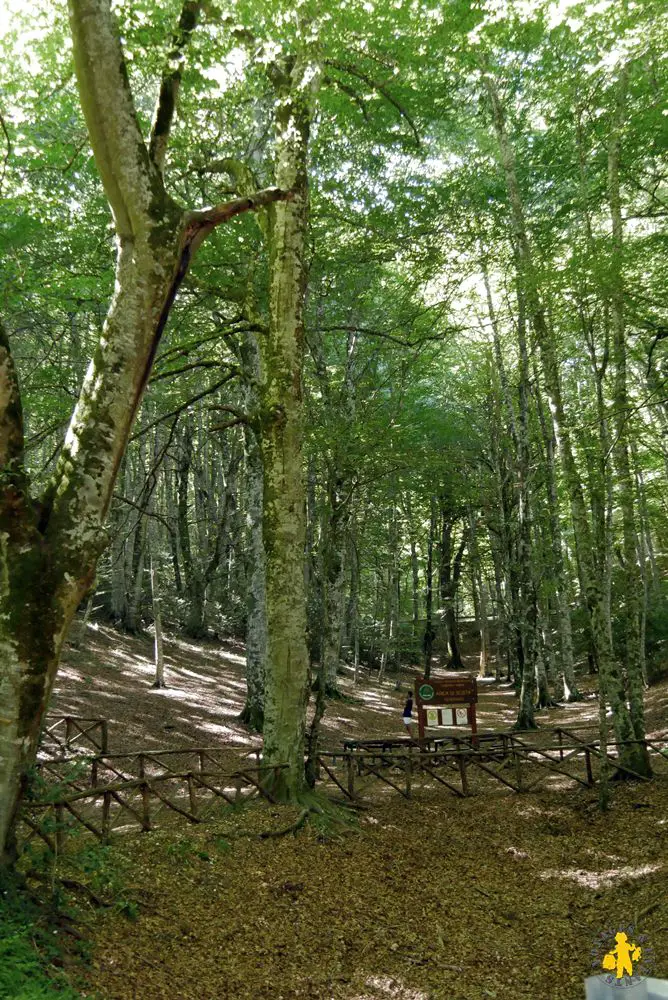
[48,623,668,999]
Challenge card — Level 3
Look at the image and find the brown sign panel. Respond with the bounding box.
[414,676,478,705]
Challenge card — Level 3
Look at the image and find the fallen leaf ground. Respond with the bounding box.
[45,624,668,1000]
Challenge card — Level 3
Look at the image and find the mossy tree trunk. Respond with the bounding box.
[0,0,289,861]
[259,52,320,798]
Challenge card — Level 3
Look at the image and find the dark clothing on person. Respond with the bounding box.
[403,696,413,719]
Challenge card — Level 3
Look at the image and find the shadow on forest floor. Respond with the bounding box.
[47,620,668,1000]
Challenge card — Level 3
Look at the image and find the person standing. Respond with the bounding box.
[402,690,415,739]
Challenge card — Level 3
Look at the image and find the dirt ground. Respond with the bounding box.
[47,623,668,1000]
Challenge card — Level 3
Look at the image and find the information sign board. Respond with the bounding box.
[413,676,478,743]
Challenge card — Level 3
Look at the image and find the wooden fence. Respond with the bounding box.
[315,732,668,802]
[20,762,288,854]
[41,716,108,758]
[21,726,668,854]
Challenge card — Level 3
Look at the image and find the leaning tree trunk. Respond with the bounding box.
[259,54,320,798]
[0,0,289,860]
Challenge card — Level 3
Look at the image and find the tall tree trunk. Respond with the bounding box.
[150,548,165,689]
[259,53,320,797]
[322,498,346,695]
[532,371,579,701]
[239,330,267,731]
[422,496,437,678]
[607,68,649,765]
[469,509,491,677]
[349,532,360,685]
[439,512,467,670]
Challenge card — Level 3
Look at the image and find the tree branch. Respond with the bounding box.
[130,374,239,441]
[149,359,222,383]
[185,187,293,253]
[326,61,420,147]
[67,0,163,236]
[149,0,203,175]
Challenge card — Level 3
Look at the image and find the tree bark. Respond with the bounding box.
[239,330,267,732]
[422,496,437,678]
[259,52,320,798]
[322,476,347,696]
[607,68,649,766]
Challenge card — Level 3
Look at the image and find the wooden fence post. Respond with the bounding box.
[187,773,197,818]
[346,753,355,799]
[585,747,594,786]
[138,755,151,831]
[100,720,108,754]
[558,729,564,762]
[102,791,111,843]
[458,753,469,796]
[405,750,412,799]
[513,750,523,792]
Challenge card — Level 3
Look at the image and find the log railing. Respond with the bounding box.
[23,726,668,853]
[19,763,288,853]
[41,716,109,757]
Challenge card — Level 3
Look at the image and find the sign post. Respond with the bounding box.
[414,676,478,746]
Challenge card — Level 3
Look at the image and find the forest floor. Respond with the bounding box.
[40,623,668,1000]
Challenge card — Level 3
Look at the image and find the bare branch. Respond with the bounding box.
[185,187,293,252]
[149,359,221,383]
[130,373,239,441]
[209,419,245,432]
[149,0,203,174]
[208,403,249,423]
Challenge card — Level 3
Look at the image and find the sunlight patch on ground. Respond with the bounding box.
[540,863,662,889]
[360,975,430,999]
[506,846,530,858]
[194,722,254,743]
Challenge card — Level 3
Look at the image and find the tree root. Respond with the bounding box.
[259,809,310,839]
[58,877,114,908]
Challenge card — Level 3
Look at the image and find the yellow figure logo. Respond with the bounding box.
[602,932,642,979]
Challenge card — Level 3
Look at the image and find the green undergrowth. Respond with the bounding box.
[0,872,83,1000]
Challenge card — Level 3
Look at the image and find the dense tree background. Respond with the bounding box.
[1,0,668,843]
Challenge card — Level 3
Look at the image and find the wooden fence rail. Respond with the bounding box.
[41,716,109,757]
[19,764,289,853]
